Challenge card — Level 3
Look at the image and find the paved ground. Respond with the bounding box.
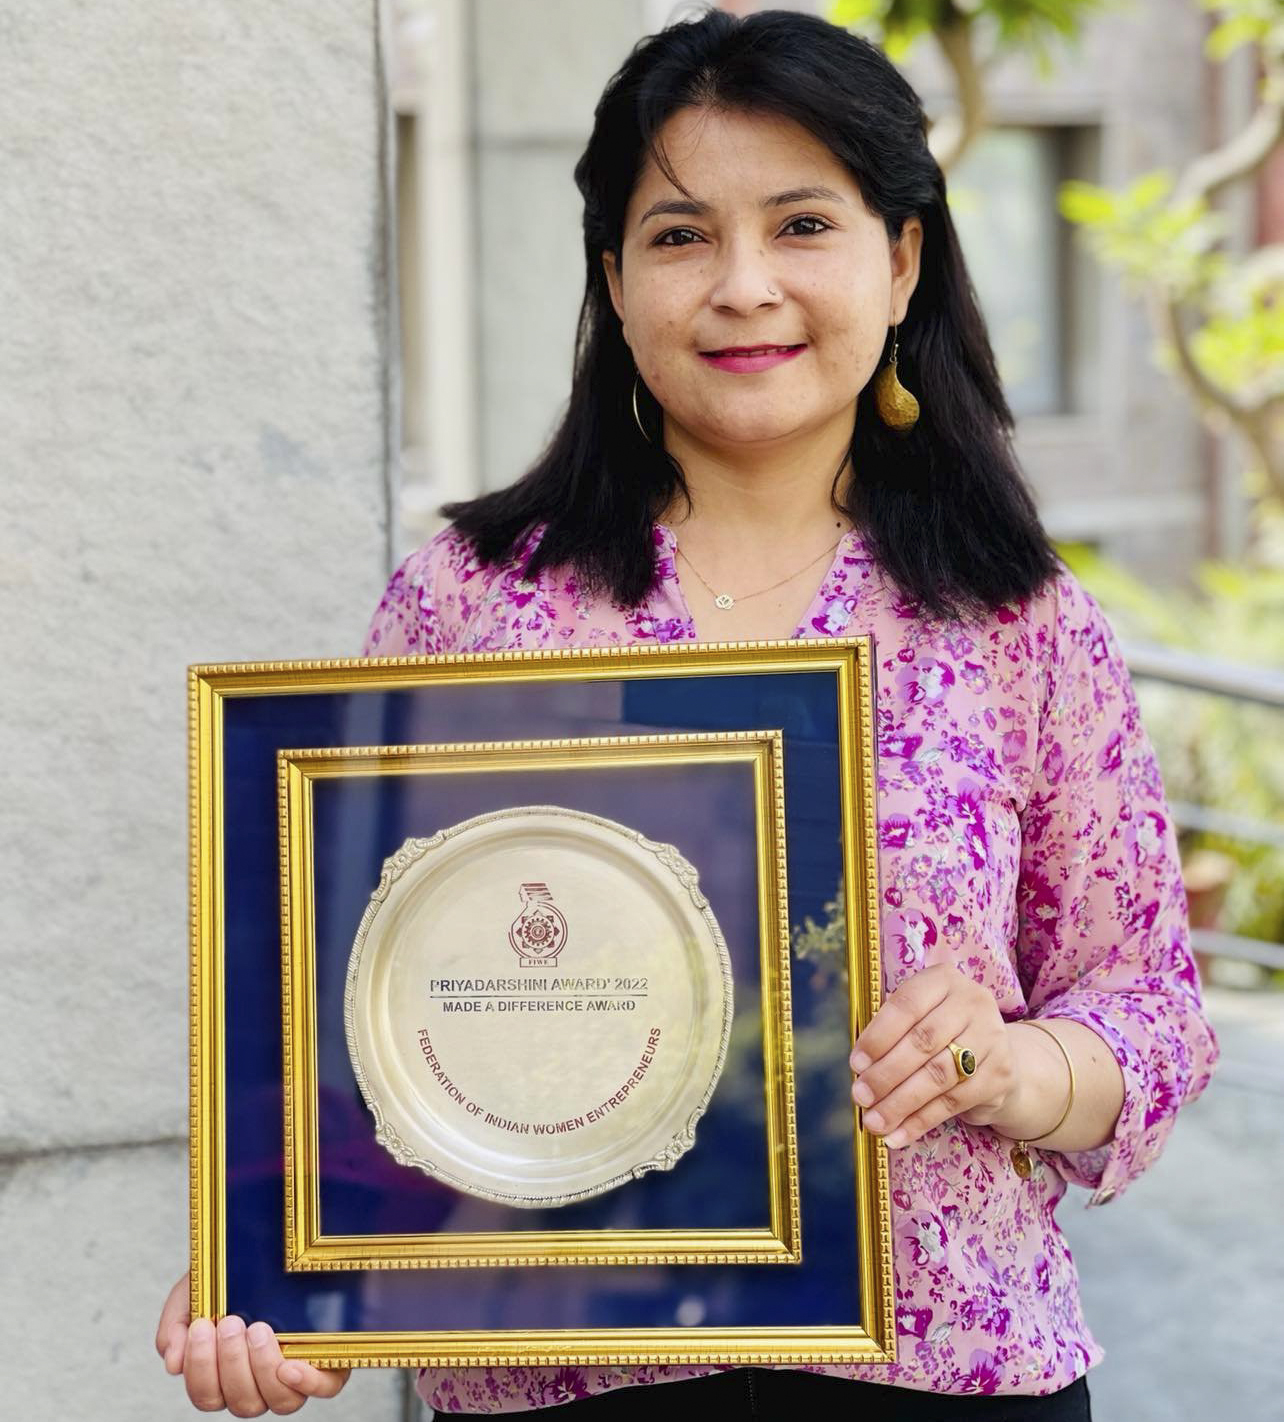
[1057,984,1284,1420]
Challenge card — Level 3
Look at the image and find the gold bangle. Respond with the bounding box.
[1010,1020,1076,1180]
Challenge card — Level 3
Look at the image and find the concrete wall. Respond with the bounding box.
[0,2,404,1416]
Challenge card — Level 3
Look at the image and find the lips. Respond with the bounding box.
[697,343,807,373]
[700,344,805,356]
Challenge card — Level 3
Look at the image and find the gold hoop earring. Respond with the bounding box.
[873,323,920,433]
[632,372,656,445]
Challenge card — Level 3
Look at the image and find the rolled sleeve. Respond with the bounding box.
[1014,572,1220,1205]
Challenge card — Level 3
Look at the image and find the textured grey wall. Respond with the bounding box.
[0,2,402,1415]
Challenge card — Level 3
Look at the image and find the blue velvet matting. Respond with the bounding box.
[217,667,864,1336]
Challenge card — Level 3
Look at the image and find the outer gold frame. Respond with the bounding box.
[189,636,892,1367]
[279,731,801,1269]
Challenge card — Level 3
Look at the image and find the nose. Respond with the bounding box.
[707,237,783,316]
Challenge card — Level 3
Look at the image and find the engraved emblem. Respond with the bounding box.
[344,805,735,1209]
[507,881,568,965]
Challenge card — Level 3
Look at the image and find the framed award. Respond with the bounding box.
[189,636,894,1368]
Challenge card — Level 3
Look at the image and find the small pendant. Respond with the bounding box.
[714,593,735,610]
[1010,1144,1034,1179]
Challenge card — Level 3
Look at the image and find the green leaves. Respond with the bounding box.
[828,0,1117,65]
[1199,0,1284,62]
[828,0,939,61]
[1189,274,1284,401]
[1060,168,1284,413]
[1059,172,1229,300]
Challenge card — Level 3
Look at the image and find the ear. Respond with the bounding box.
[889,216,923,327]
[601,249,629,343]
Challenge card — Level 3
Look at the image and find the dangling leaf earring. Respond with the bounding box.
[872,323,920,433]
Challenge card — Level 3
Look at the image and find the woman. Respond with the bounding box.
[156,8,1219,1417]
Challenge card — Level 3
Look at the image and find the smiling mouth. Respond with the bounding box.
[700,343,806,356]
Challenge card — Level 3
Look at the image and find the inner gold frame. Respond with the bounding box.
[279,731,801,1270]
[189,636,893,1368]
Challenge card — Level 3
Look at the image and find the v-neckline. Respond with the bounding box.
[651,522,868,643]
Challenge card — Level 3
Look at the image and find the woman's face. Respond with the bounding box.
[603,105,922,455]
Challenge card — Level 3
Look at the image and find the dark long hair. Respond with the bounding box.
[442,6,1060,622]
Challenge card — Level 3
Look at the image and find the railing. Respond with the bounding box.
[1122,643,1284,710]
[1122,641,1284,973]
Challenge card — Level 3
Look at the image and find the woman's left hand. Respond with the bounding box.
[849,962,1019,1148]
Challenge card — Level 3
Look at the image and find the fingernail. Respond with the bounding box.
[851,1051,871,1073]
[217,1314,244,1338]
[189,1318,214,1343]
[864,1110,885,1132]
[248,1322,272,1348]
[852,1081,874,1107]
[885,1129,908,1148]
[279,1364,304,1386]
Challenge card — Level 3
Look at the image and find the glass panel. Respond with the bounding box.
[949,127,1062,417]
[219,665,864,1336]
[310,756,770,1236]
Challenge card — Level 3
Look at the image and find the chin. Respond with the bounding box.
[668,395,816,448]
[710,413,810,445]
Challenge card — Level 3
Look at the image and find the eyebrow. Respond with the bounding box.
[637,185,848,226]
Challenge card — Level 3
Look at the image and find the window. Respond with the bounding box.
[947,126,1101,418]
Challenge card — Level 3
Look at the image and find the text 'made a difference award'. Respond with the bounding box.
[345,805,734,1208]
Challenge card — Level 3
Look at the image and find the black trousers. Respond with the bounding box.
[449,1370,1092,1420]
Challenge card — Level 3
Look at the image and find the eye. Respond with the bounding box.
[654,214,836,248]
[781,214,832,237]
[653,227,703,248]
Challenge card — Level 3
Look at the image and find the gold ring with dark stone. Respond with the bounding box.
[947,1042,977,1083]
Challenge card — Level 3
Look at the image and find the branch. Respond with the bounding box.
[1239,400,1284,507]
[1152,287,1284,505]
[1150,39,1284,503]
[1153,288,1244,418]
[928,12,990,172]
[1175,61,1284,204]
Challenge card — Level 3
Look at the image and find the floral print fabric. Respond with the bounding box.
[362,521,1219,1410]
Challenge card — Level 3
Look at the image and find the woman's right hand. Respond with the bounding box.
[156,1272,351,1415]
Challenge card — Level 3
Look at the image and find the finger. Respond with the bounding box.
[883,1074,990,1148]
[850,964,953,1070]
[184,1316,227,1413]
[851,996,970,1112]
[245,1323,308,1415]
[156,1272,191,1370]
[277,1359,351,1399]
[863,1043,984,1139]
[165,1321,190,1377]
[215,1315,269,1418]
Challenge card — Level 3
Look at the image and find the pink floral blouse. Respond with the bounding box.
[363,520,1219,1411]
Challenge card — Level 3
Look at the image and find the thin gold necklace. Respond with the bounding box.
[675,531,846,611]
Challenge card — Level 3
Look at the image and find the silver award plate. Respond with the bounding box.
[344,805,734,1208]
